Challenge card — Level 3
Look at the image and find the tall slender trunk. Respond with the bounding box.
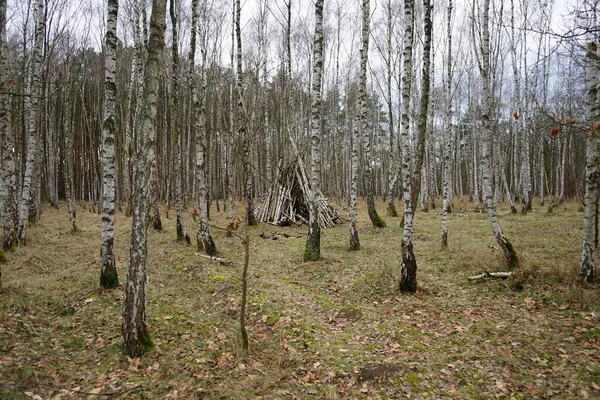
[17,0,44,245]
[400,0,417,293]
[235,0,256,227]
[194,0,216,256]
[122,0,166,358]
[359,0,385,228]
[479,0,518,270]
[386,0,398,217]
[171,0,188,244]
[0,0,16,250]
[100,0,120,289]
[411,0,433,213]
[442,0,452,249]
[304,0,324,261]
[226,0,235,225]
[580,41,599,284]
[349,100,360,250]
[64,83,77,232]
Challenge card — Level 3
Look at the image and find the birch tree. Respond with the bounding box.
[122,0,166,357]
[64,76,77,232]
[171,0,188,244]
[385,0,398,218]
[400,0,417,293]
[580,41,599,284]
[236,0,257,227]
[0,0,15,251]
[17,0,45,245]
[194,0,216,255]
[100,0,119,289]
[359,0,385,228]
[441,0,452,248]
[477,0,518,270]
[304,0,324,261]
[412,0,433,212]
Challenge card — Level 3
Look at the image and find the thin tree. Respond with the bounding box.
[17,0,45,245]
[171,0,188,244]
[100,0,120,289]
[236,0,257,227]
[441,0,452,248]
[412,0,433,213]
[122,0,166,357]
[359,0,385,228]
[385,0,398,218]
[304,0,324,261]
[399,0,417,293]
[194,0,216,255]
[477,0,518,270]
[580,41,599,284]
[0,0,15,251]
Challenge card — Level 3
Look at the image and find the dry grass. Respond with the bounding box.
[1,198,599,399]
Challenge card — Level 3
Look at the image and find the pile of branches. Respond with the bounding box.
[255,161,342,228]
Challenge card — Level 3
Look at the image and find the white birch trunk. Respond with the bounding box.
[194,0,216,256]
[580,41,599,284]
[100,0,119,289]
[170,0,187,244]
[478,0,518,270]
[349,103,360,250]
[385,0,398,217]
[359,0,385,228]
[304,0,324,261]
[64,85,77,232]
[17,0,44,245]
[122,0,166,358]
[441,0,453,248]
[0,0,16,250]
[400,0,417,293]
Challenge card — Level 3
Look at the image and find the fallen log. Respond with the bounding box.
[467,271,513,281]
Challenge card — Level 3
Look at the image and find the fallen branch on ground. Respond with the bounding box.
[194,253,233,266]
[468,271,513,281]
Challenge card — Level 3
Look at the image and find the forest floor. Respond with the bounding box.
[1,198,600,399]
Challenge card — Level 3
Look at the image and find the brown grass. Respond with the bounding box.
[1,198,599,399]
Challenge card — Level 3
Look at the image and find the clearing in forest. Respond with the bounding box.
[1,199,599,399]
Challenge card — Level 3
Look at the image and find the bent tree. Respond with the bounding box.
[122,0,166,357]
[100,0,119,289]
[580,41,599,284]
[304,0,324,261]
[477,0,518,270]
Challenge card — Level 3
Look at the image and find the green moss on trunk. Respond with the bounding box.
[124,327,154,358]
[100,265,118,289]
[386,203,399,217]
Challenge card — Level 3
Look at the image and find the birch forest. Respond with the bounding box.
[1,0,600,397]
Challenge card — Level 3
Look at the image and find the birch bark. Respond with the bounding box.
[100,0,119,289]
[400,0,417,293]
[194,0,216,256]
[17,0,44,245]
[0,0,16,250]
[170,0,188,244]
[441,0,452,249]
[122,0,166,357]
[304,0,324,261]
[580,41,599,284]
[479,0,518,270]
